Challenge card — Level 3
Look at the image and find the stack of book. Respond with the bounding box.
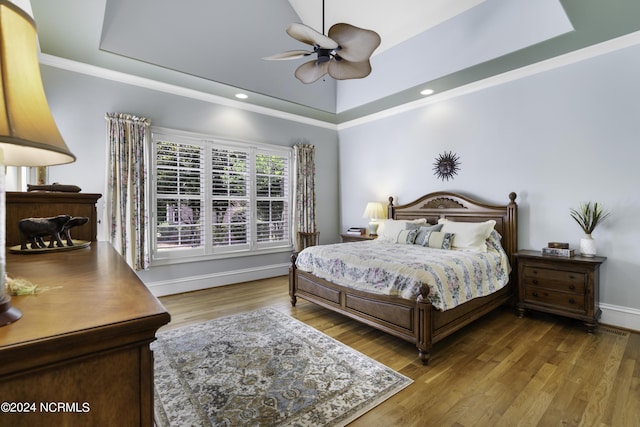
[346,227,366,235]
[542,242,574,257]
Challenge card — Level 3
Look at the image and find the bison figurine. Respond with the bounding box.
[61,216,89,246]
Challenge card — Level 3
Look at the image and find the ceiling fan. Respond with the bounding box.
[263,1,381,84]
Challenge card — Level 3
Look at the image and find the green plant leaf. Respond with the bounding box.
[570,202,611,234]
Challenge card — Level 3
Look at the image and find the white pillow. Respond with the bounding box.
[438,219,496,252]
[376,219,427,242]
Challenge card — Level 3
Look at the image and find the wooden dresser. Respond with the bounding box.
[0,243,170,426]
[5,192,102,247]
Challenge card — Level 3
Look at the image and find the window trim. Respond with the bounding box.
[149,127,293,265]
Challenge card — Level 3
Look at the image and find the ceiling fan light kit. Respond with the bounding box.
[264,4,381,84]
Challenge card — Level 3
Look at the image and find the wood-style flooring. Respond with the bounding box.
[158,276,640,427]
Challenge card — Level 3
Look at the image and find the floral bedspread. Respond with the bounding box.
[295,231,511,311]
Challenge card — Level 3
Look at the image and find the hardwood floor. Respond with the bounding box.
[159,276,640,427]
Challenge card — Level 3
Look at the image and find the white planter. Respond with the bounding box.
[580,234,597,257]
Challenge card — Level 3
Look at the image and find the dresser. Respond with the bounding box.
[515,250,606,333]
[0,243,170,426]
[5,191,102,247]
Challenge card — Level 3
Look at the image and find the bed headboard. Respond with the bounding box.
[388,191,518,265]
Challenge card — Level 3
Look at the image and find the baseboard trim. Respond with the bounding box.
[145,263,289,297]
[600,303,640,332]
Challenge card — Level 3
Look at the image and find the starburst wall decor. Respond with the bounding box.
[433,151,461,181]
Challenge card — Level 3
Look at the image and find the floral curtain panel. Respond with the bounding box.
[293,143,317,251]
[104,113,150,270]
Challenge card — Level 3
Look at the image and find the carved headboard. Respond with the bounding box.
[5,192,102,247]
[388,191,518,266]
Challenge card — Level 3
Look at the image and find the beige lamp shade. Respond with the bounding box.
[0,0,75,166]
[362,201,385,235]
[362,202,385,220]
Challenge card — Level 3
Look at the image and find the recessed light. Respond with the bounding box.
[420,89,434,96]
[235,93,248,99]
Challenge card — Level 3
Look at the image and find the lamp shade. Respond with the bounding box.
[0,0,75,166]
[362,202,385,220]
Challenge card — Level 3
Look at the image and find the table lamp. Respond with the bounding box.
[0,0,76,325]
[362,202,385,235]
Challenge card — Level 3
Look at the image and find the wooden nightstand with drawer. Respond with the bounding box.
[515,250,606,333]
[340,233,377,242]
[340,233,378,243]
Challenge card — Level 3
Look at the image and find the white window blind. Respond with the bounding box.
[151,130,292,262]
[155,140,204,251]
[211,147,251,248]
[255,151,289,245]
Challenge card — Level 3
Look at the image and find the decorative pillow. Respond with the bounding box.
[396,229,418,244]
[419,231,455,249]
[438,219,496,252]
[376,219,427,242]
[414,224,443,246]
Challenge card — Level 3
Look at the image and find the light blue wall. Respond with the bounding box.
[339,43,640,314]
[40,66,339,294]
[37,35,640,325]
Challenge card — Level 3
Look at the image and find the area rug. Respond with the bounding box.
[152,308,412,426]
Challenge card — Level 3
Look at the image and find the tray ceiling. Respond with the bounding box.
[29,0,640,123]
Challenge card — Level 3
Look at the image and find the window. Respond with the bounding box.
[151,129,292,262]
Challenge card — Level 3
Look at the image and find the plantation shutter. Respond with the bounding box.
[211,146,251,249]
[151,129,292,261]
[155,140,204,250]
[255,150,290,247]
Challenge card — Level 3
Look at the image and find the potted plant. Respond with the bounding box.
[570,202,611,257]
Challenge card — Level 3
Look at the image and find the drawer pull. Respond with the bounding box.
[569,285,575,290]
[569,275,575,279]
[569,299,575,304]
[532,279,538,285]
[532,292,538,297]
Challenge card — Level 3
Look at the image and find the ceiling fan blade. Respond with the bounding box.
[263,50,313,60]
[328,59,372,80]
[287,23,338,49]
[294,59,330,84]
[328,23,381,62]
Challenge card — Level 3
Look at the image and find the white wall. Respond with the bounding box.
[338,42,640,329]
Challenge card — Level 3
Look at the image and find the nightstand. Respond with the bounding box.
[515,250,606,333]
[340,233,377,243]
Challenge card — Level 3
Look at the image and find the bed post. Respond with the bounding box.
[289,253,298,307]
[417,284,432,365]
[388,196,395,219]
[506,192,518,267]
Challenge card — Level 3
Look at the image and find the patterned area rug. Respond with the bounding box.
[153,308,412,426]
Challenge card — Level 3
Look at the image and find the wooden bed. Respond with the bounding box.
[289,191,518,365]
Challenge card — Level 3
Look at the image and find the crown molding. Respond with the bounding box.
[38,54,338,131]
